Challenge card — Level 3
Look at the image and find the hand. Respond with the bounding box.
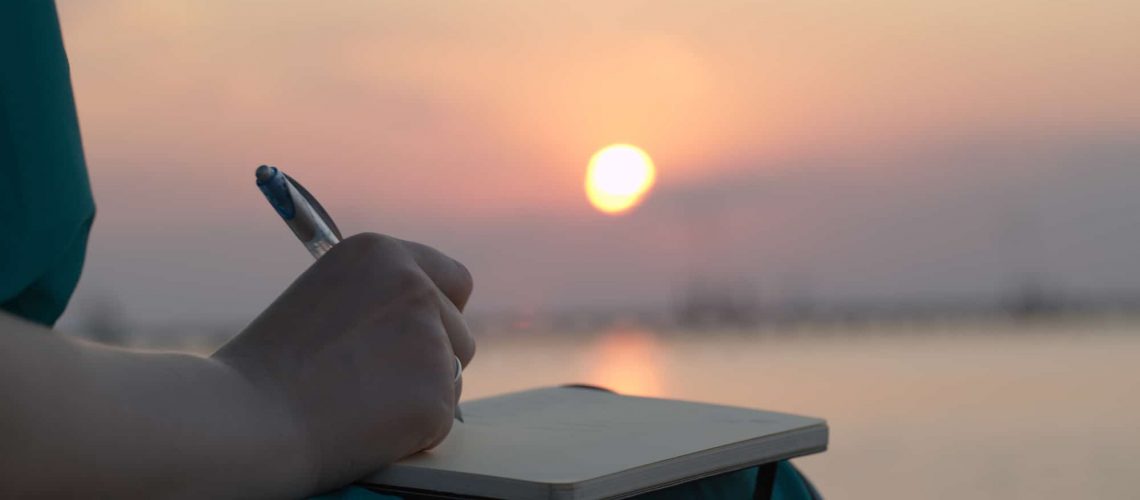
[212,233,475,493]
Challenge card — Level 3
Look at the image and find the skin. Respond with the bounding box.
[0,232,475,498]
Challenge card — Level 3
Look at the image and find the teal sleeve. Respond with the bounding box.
[0,0,95,326]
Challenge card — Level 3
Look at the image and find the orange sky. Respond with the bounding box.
[52,0,1140,324]
[60,1,1139,216]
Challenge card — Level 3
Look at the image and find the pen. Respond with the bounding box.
[255,165,342,259]
[254,165,464,421]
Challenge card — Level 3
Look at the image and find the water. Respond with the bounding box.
[461,318,1140,499]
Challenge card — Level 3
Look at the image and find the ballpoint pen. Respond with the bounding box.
[255,165,464,421]
[255,165,342,259]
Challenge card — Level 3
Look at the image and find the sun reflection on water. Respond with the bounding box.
[585,328,666,397]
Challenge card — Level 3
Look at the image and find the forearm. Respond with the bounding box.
[0,313,313,498]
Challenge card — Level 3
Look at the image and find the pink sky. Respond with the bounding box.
[53,1,1140,326]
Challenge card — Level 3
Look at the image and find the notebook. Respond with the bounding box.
[361,386,828,499]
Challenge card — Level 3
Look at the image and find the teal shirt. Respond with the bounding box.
[0,0,94,326]
[1,2,818,498]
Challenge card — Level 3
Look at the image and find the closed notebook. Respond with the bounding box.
[362,387,828,499]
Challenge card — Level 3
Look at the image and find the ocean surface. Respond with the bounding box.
[457,318,1140,499]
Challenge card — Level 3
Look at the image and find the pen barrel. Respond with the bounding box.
[282,180,341,259]
[304,236,338,259]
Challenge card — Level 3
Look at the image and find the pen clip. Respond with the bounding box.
[283,173,343,241]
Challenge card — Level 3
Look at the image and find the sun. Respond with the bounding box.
[585,144,656,215]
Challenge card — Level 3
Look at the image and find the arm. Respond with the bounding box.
[0,233,475,498]
[0,316,310,498]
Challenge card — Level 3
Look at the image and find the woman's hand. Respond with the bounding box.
[213,232,475,494]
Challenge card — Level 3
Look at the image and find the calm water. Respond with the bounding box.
[461,318,1140,499]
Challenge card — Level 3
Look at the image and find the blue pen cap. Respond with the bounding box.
[256,165,296,220]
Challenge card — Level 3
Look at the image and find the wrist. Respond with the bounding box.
[205,356,320,497]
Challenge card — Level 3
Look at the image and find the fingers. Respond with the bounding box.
[453,370,464,422]
[437,291,476,368]
[337,233,476,367]
[399,239,474,311]
[393,237,475,366]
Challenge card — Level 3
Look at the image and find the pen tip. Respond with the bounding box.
[255,165,276,182]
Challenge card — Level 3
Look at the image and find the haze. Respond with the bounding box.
[54,0,1140,327]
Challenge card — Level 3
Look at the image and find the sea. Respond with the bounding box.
[459,317,1139,499]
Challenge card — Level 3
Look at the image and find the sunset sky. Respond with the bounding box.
[53,0,1140,327]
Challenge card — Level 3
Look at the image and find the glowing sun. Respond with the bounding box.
[585,144,656,215]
